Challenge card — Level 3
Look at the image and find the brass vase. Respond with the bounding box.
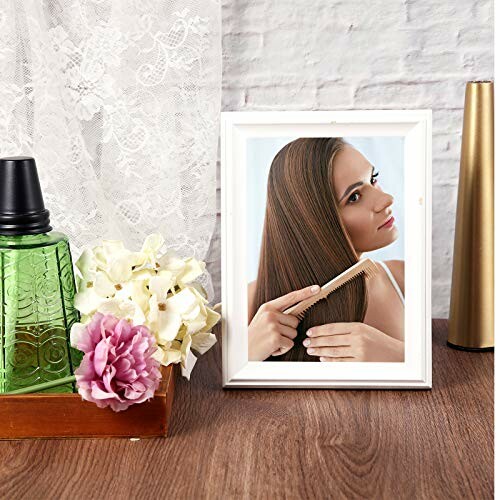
[448,81,494,351]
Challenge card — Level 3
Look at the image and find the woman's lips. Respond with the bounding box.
[378,216,395,229]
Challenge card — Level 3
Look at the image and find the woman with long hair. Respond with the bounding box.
[247,137,404,362]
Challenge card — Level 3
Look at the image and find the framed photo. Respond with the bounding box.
[221,111,432,389]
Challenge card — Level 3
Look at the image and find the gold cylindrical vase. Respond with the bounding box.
[448,81,494,351]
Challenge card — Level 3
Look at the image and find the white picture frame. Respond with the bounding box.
[221,110,432,389]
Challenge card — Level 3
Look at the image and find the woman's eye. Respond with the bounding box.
[346,171,379,204]
[348,192,360,203]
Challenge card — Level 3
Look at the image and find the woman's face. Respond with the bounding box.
[332,145,398,255]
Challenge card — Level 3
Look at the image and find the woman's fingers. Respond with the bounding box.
[306,322,358,337]
[306,345,353,358]
[277,312,300,329]
[278,324,298,340]
[266,284,320,312]
[304,334,352,348]
[270,336,294,356]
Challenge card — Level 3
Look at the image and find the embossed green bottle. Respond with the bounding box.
[0,157,82,393]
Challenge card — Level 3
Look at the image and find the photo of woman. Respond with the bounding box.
[247,137,405,362]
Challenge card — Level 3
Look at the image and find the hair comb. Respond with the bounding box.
[283,258,379,320]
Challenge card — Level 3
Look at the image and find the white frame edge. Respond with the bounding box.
[221,110,432,389]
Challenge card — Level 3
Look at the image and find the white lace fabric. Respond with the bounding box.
[0,0,221,300]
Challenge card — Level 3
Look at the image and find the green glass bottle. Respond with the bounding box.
[0,157,82,393]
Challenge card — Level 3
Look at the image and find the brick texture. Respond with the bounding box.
[207,0,494,319]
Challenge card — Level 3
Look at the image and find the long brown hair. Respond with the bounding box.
[250,137,368,361]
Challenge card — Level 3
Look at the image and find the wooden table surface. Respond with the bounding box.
[0,319,493,499]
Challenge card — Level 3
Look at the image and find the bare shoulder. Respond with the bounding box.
[383,260,405,296]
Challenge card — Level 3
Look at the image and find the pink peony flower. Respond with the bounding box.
[72,312,162,412]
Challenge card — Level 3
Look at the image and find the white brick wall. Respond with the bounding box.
[207,0,494,318]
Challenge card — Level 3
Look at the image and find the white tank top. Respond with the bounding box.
[378,261,405,305]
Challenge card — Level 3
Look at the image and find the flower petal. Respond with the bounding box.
[148,294,159,326]
[164,287,198,315]
[141,233,164,254]
[97,298,145,325]
[149,270,174,300]
[74,287,104,315]
[75,248,97,280]
[159,348,182,366]
[190,332,217,355]
[70,322,90,351]
[181,350,197,380]
[130,280,151,312]
[157,251,185,274]
[94,271,116,297]
[186,281,208,299]
[177,257,206,285]
[181,335,197,380]
[107,252,137,282]
[152,346,164,363]
[90,381,119,400]
[183,303,201,322]
[93,340,109,377]
[201,307,221,333]
[185,312,207,335]
[157,310,182,343]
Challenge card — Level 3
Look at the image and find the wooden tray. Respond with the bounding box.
[0,365,175,439]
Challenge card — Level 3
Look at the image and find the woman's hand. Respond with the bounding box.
[302,322,404,362]
[248,284,321,361]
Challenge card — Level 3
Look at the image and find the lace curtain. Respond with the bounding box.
[0,0,221,300]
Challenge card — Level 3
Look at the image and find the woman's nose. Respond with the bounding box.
[374,190,394,212]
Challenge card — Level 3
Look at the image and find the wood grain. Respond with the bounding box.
[0,320,492,499]
[0,366,175,439]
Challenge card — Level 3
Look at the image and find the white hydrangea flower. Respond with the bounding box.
[72,233,221,379]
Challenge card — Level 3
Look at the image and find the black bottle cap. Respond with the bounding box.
[0,156,52,235]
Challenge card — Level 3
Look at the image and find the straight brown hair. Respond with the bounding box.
[249,138,368,361]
